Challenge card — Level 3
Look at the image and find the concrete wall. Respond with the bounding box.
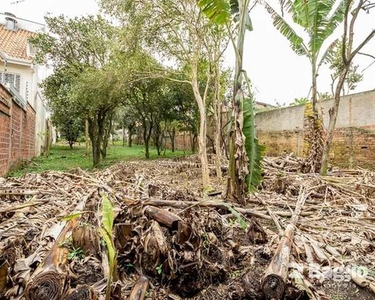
[0,84,36,176]
[255,90,375,169]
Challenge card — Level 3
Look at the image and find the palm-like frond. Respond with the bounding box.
[265,3,307,55]
[198,0,231,24]
[243,95,265,192]
[317,38,339,68]
[320,0,346,42]
[307,0,340,53]
[279,0,294,16]
[292,0,310,28]
[198,0,253,30]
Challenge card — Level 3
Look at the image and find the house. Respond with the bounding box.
[0,12,48,175]
[0,12,48,156]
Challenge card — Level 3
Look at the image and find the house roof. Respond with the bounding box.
[0,25,36,61]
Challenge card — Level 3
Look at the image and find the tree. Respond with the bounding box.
[52,111,83,149]
[70,67,123,164]
[40,68,83,149]
[199,0,264,201]
[125,66,165,159]
[266,0,346,172]
[167,80,200,153]
[320,0,375,175]
[116,107,138,147]
[31,15,119,167]
[328,41,363,96]
[100,0,227,188]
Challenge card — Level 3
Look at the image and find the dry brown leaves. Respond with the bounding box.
[0,155,374,299]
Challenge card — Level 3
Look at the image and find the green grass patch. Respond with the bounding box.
[8,143,189,177]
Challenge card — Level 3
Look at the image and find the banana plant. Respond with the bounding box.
[99,193,117,300]
[199,0,264,200]
[266,0,347,171]
[266,0,347,108]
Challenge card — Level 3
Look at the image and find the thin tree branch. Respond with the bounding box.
[350,29,375,61]
[358,52,375,59]
[361,59,375,73]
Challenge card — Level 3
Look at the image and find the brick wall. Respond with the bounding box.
[256,90,375,169]
[0,84,36,176]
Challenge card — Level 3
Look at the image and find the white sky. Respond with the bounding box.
[1,0,374,105]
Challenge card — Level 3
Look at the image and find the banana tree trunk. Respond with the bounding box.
[304,60,324,173]
[228,0,249,201]
[25,219,78,300]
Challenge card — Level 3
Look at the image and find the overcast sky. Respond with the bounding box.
[2,0,374,105]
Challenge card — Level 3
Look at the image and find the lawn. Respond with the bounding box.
[8,143,190,177]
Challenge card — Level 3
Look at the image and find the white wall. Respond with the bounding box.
[0,61,47,156]
[0,62,33,103]
[255,90,375,132]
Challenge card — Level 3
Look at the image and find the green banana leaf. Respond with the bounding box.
[243,94,265,192]
[198,0,231,24]
[101,193,114,235]
[198,0,252,30]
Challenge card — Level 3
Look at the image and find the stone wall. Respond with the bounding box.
[0,84,36,176]
[255,90,375,169]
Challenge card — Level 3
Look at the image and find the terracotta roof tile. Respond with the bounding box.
[0,25,36,61]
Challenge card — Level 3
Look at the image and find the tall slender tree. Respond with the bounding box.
[199,0,264,202]
[321,0,375,175]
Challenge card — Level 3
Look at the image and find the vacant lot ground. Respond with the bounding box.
[1,155,374,299]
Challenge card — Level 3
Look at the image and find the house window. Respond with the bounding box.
[0,72,21,92]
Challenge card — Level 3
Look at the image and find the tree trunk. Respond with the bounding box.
[191,68,210,188]
[85,119,90,156]
[128,125,133,147]
[191,133,197,153]
[45,120,52,158]
[213,59,222,179]
[153,123,162,156]
[321,69,348,175]
[311,61,318,115]
[143,121,153,159]
[88,118,101,168]
[304,61,324,173]
[228,0,248,202]
[145,139,150,158]
[170,127,176,153]
[100,112,112,160]
[92,138,101,167]
[122,126,125,147]
[69,142,73,150]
